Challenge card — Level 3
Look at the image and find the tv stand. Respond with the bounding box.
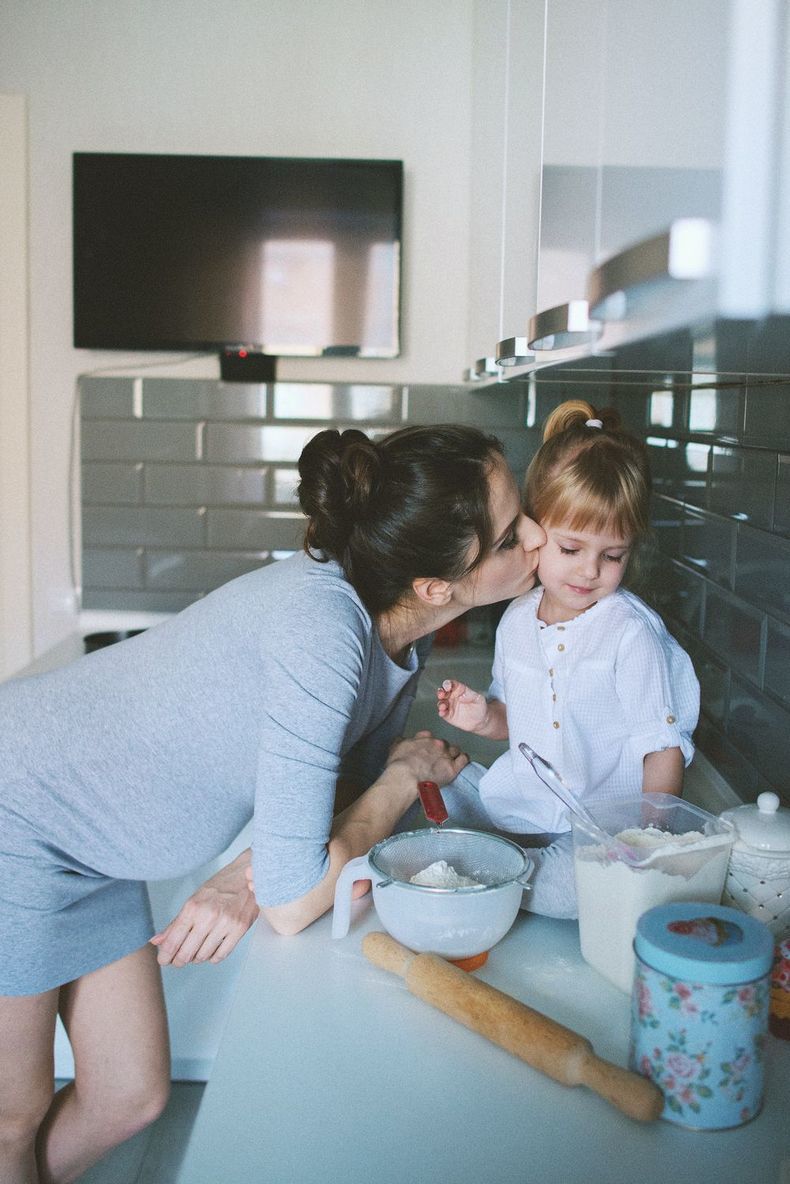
[220,348,277,383]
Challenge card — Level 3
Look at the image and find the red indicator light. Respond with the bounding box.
[238,348,248,358]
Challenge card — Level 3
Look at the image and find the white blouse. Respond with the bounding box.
[478,587,700,835]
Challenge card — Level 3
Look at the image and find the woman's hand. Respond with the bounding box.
[386,729,469,786]
[150,848,260,967]
[436,679,488,733]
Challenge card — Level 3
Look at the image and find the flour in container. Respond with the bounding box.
[574,826,732,993]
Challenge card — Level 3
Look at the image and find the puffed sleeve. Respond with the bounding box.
[251,576,369,906]
[614,609,700,769]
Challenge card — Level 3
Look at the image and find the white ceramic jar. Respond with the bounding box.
[720,792,790,940]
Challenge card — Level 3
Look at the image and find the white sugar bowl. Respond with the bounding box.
[720,791,790,940]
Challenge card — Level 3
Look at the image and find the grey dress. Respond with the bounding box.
[0,553,429,994]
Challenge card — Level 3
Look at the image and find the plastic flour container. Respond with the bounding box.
[629,902,773,1129]
[572,793,735,993]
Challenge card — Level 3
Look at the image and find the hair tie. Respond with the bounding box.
[585,418,603,429]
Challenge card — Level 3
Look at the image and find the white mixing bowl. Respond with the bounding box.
[331,827,533,960]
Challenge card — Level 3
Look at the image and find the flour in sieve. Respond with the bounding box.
[409,860,482,888]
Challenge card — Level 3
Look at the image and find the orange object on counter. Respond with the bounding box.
[433,618,467,647]
[770,938,790,1040]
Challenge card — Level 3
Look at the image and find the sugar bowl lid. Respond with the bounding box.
[720,791,790,854]
[635,902,774,984]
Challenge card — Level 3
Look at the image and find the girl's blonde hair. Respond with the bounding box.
[525,399,651,542]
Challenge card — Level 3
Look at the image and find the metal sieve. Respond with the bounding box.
[369,827,531,890]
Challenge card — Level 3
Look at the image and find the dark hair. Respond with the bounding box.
[525,399,651,541]
[297,424,505,615]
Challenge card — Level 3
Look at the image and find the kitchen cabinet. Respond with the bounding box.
[465,0,544,375]
[476,0,788,384]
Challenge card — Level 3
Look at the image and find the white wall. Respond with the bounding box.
[0,95,33,678]
[0,0,476,655]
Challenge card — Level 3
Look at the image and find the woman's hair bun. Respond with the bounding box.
[297,428,382,556]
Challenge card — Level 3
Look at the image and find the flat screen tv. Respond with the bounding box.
[72,153,403,359]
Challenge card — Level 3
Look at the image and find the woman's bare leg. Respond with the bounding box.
[36,943,171,1184]
[0,987,59,1183]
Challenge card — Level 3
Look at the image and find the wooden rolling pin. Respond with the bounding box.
[362,932,664,1123]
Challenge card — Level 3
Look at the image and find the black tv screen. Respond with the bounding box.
[73,153,402,357]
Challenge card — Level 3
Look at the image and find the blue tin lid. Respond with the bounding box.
[634,902,774,984]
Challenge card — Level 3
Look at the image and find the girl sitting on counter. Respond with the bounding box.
[437,400,700,917]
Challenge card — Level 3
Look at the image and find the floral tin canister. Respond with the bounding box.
[629,902,774,1129]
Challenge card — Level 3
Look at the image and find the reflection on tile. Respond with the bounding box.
[205,424,316,463]
[765,617,790,707]
[688,387,743,437]
[693,644,730,725]
[205,510,305,551]
[775,454,790,536]
[272,467,300,506]
[726,674,790,792]
[272,383,400,421]
[696,717,763,799]
[659,562,706,636]
[734,524,790,625]
[708,446,776,529]
[680,507,734,588]
[679,442,710,506]
[144,464,267,507]
[648,390,674,429]
[650,495,683,558]
[702,587,763,686]
[143,379,267,420]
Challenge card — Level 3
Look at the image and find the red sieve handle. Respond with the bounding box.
[418,780,448,826]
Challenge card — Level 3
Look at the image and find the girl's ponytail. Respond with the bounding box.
[542,400,621,441]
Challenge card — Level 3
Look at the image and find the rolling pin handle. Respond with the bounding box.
[572,1047,664,1123]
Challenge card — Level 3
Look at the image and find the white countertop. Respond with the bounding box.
[175,905,789,1184]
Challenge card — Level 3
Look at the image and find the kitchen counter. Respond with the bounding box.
[175,904,789,1184]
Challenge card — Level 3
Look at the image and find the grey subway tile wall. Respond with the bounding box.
[80,352,789,806]
[80,376,529,618]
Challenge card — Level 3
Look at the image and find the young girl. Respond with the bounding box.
[437,399,699,865]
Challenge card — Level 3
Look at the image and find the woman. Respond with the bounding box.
[0,424,544,1183]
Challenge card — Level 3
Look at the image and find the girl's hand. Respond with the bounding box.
[151,849,260,967]
[437,679,488,733]
[386,730,469,787]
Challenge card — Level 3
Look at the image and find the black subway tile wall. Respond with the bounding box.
[531,320,790,807]
[81,344,789,806]
[80,376,530,616]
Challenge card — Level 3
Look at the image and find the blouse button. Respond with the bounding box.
[666,714,676,724]
[557,625,565,632]
[557,644,565,652]
[553,721,560,729]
